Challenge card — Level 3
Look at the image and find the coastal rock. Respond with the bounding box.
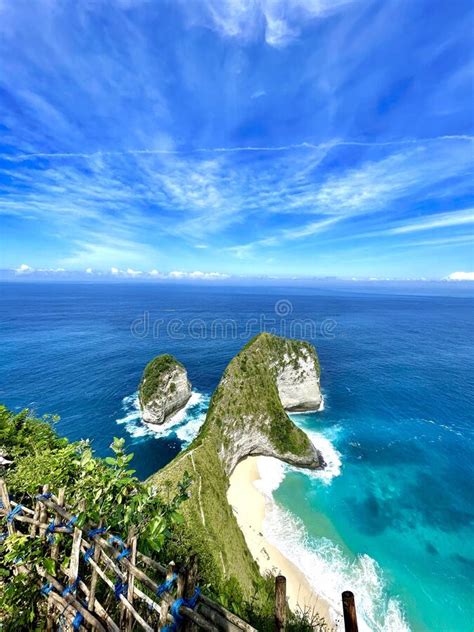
[212,334,325,474]
[139,354,191,424]
[276,349,322,412]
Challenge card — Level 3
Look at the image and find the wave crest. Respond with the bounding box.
[263,504,410,632]
[116,390,209,446]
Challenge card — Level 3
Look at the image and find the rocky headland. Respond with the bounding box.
[149,333,325,601]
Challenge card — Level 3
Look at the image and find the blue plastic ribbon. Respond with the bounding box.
[62,577,80,597]
[6,504,23,523]
[114,579,128,600]
[65,515,78,532]
[156,573,178,597]
[116,548,130,561]
[72,611,84,630]
[41,582,54,596]
[108,535,125,548]
[168,587,201,630]
[46,519,56,544]
[87,526,107,539]
[36,492,53,501]
[83,545,95,563]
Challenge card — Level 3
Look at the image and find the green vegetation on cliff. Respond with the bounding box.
[0,406,190,629]
[204,333,320,459]
[149,333,324,613]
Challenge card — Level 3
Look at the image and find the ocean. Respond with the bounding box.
[1,281,473,631]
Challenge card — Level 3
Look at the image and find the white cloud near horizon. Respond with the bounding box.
[445,271,474,281]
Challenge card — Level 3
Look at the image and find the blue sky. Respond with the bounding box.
[0,0,473,280]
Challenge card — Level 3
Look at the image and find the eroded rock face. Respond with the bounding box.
[139,354,192,424]
[220,421,324,475]
[276,349,322,412]
[205,333,326,475]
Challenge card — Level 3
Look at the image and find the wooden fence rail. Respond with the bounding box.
[0,479,359,632]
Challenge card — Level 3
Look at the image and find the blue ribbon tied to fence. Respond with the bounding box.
[108,534,130,561]
[87,526,107,539]
[41,583,54,596]
[62,577,80,597]
[72,611,84,630]
[6,504,23,523]
[36,492,53,501]
[83,544,95,563]
[156,573,178,597]
[164,587,201,631]
[114,579,128,600]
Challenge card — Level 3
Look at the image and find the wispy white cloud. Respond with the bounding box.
[5,135,472,161]
[384,208,474,234]
[1,0,473,278]
[180,0,360,48]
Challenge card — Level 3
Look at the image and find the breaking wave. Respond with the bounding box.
[116,390,209,446]
[263,503,410,632]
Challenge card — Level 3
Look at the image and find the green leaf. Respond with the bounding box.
[43,558,56,575]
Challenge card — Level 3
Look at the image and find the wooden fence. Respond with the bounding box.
[0,479,359,632]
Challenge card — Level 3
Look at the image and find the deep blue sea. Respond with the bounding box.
[1,282,473,631]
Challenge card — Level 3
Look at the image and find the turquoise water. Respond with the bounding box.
[1,282,473,630]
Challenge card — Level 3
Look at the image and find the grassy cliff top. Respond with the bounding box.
[139,354,185,406]
[200,332,320,459]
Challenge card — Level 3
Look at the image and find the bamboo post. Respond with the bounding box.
[50,487,65,561]
[342,591,358,632]
[87,519,103,613]
[275,575,287,632]
[0,479,15,537]
[47,487,65,632]
[39,484,49,536]
[183,555,199,632]
[30,485,42,537]
[159,561,176,630]
[69,525,82,585]
[176,566,186,599]
[122,528,137,632]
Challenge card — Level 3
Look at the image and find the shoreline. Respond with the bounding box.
[227,456,333,625]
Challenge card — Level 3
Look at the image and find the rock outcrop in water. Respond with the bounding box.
[150,334,325,598]
[139,354,191,424]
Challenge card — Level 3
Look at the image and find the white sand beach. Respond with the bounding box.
[227,456,333,625]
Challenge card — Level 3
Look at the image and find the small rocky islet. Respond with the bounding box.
[139,353,192,424]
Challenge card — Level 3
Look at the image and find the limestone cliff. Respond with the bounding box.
[210,333,324,474]
[149,334,325,598]
[139,354,192,424]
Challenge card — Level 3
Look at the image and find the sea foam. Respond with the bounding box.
[254,414,409,631]
[261,494,410,631]
[116,390,209,446]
